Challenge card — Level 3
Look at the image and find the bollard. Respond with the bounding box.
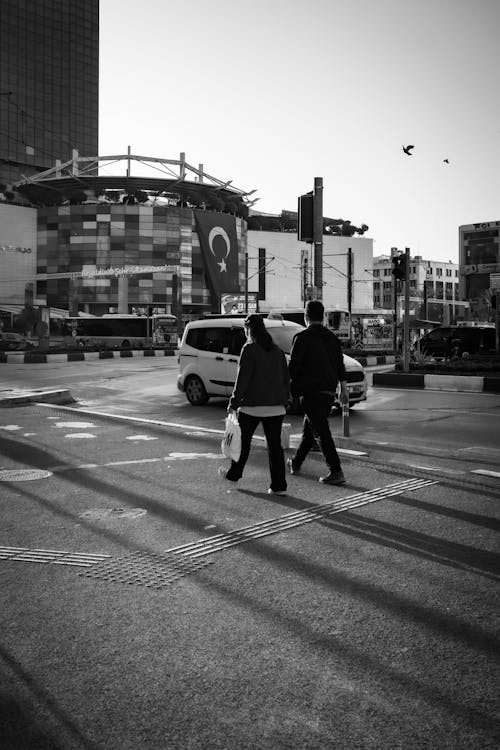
[342,403,350,437]
[281,422,291,450]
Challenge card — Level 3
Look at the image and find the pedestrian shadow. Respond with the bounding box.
[0,434,234,558]
[240,487,500,581]
[397,494,500,532]
[0,648,98,750]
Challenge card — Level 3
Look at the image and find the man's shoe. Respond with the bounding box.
[287,458,301,475]
[319,470,346,485]
[267,488,287,496]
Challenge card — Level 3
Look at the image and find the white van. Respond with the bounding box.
[177,316,367,407]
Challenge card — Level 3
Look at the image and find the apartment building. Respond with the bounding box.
[373,251,468,324]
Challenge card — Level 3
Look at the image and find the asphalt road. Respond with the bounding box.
[0,360,499,749]
[1,357,500,469]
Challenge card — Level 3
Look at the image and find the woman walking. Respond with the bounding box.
[220,314,290,495]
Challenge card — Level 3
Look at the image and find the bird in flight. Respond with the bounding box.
[443,158,450,164]
[402,145,414,155]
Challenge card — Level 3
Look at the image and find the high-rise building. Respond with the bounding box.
[0,0,99,187]
[459,221,500,321]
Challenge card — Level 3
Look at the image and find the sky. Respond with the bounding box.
[99,0,500,264]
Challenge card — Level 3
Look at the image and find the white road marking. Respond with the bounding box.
[471,469,500,478]
[47,453,223,473]
[54,421,96,429]
[408,464,464,475]
[337,448,368,456]
[0,425,21,431]
[0,469,53,481]
[168,452,221,460]
[126,434,158,441]
[64,433,96,439]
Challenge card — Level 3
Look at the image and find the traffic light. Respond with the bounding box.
[391,254,407,281]
[298,192,313,243]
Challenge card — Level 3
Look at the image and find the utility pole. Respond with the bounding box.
[391,247,398,353]
[244,252,249,313]
[347,247,353,315]
[313,177,323,301]
[403,247,411,372]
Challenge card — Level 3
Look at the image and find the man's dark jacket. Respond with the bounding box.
[289,323,346,397]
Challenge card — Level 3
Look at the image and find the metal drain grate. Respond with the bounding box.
[79,550,214,589]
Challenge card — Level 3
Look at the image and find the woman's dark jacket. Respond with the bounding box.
[229,341,290,410]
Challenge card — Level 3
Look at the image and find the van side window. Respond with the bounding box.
[186,327,231,353]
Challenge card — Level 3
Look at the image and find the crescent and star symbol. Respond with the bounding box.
[208,226,231,273]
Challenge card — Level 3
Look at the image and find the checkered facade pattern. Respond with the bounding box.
[35,204,247,314]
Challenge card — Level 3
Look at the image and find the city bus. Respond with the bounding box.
[58,314,179,350]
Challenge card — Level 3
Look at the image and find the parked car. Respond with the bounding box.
[177,316,367,408]
[419,325,495,358]
[0,332,32,351]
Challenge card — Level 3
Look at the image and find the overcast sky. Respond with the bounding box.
[99,0,500,263]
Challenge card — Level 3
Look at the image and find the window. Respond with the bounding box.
[186,327,231,353]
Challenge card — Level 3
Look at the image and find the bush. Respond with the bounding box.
[398,355,500,375]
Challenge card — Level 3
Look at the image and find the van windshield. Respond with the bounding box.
[268,324,303,354]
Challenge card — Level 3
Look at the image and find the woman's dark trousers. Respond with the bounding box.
[225,411,286,492]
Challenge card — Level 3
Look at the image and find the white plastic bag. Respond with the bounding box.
[221,411,242,462]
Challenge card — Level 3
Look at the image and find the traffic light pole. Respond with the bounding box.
[403,247,410,372]
[347,247,353,315]
[313,177,323,301]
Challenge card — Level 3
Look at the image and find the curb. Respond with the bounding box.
[0,349,177,364]
[0,389,75,407]
[373,372,500,393]
[351,354,396,367]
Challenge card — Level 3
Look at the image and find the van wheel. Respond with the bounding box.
[185,375,209,405]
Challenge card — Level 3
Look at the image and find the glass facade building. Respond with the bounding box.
[0,0,99,186]
[35,203,246,316]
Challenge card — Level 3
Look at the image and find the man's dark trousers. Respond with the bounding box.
[293,393,342,473]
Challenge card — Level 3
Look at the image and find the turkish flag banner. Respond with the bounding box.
[194,210,241,294]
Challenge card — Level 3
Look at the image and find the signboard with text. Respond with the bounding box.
[0,204,37,303]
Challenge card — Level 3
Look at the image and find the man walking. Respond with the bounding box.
[288,300,349,485]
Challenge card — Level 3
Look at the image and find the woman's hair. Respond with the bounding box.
[244,314,276,351]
